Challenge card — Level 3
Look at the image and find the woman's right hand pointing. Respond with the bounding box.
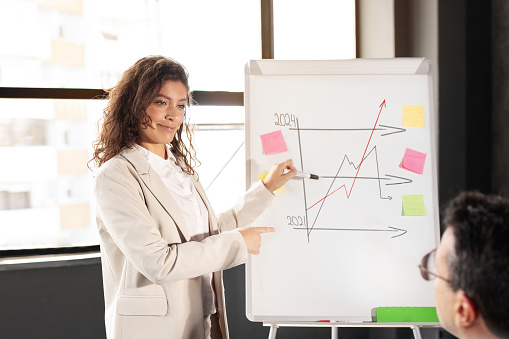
[239,227,276,255]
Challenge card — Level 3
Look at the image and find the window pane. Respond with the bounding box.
[0,99,105,250]
[0,102,245,250]
[273,0,356,60]
[190,106,246,213]
[0,0,260,91]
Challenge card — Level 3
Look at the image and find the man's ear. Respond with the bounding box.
[453,290,478,328]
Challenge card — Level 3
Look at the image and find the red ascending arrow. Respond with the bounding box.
[307,99,387,210]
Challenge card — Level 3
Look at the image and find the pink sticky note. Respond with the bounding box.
[401,148,427,174]
[260,130,287,155]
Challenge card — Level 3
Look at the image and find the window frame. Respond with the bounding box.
[0,1,273,258]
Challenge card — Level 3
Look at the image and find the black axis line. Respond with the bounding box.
[378,124,406,136]
[293,226,408,239]
[385,174,413,186]
[318,174,412,185]
[290,128,380,131]
[295,117,311,242]
[288,124,406,136]
[319,176,389,180]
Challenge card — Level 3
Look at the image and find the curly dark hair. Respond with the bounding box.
[91,55,199,174]
[442,191,509,338]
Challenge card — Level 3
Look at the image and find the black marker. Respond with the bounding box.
[284,169,319,180]
[295,171,319,180]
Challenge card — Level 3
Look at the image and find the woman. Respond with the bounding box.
[91,55,296,339]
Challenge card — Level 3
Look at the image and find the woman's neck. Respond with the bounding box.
[138,142,167,159]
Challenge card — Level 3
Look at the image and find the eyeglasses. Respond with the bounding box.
[419,249,452,283]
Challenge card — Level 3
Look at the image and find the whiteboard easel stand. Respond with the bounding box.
[268,325,338,339]
[265,322,440,339]
[412,326,423,339]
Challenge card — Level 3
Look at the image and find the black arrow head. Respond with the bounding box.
[388,226,408,238]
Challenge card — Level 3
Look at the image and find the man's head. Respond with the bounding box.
[434,191,509,338]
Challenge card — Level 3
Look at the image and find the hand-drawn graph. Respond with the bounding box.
[285,100,413,242]
[245,59,440,322]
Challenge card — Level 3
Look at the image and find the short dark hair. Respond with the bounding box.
[442,191,509,338]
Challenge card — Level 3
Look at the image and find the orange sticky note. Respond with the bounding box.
[402,105,425,127]
[260,130,287,155]
[401,148,427,174]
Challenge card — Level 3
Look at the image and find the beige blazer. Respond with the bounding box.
[94,147,274,339]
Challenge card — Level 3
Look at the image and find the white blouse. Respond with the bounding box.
[134,144,216,315]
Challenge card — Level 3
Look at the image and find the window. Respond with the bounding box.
[0,0,355,253]
[0,0,260,91]
[0,99,104,250]
[273,0,355,60]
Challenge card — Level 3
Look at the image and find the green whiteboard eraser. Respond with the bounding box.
[376,307,439,322]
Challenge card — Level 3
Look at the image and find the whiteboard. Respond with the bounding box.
[244,58,440,322]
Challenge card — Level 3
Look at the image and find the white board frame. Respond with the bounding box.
[245,58,440,323]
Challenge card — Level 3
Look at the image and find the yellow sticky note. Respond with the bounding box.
[258,172,284,191]
[402,105,425,127]
[402,195,426,216]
